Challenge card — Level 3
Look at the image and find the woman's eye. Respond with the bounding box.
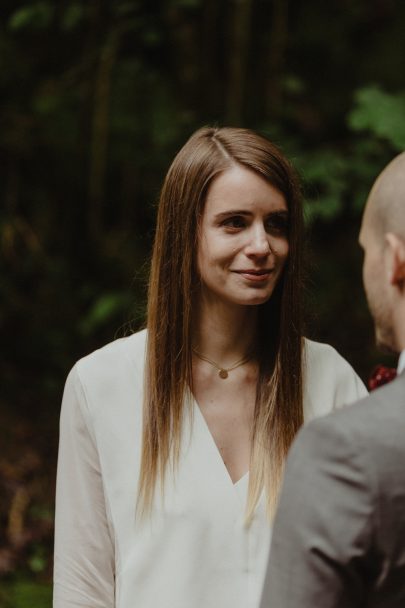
[265,215,288,235]
[222,216,246,229]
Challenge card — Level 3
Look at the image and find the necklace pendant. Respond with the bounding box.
[219,369,228,379]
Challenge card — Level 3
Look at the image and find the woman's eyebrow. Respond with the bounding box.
[214,209,288,220]
[266,210,289,219]
[269,209,289,214]
[214,210,252,220]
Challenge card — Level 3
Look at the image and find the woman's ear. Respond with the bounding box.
[385,233,405,289]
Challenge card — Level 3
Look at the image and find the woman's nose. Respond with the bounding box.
[245,226,271,257]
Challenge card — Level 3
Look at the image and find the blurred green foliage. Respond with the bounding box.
[349,86,405,149]
[1,0,404,601]
[8,2,55,31]
[0,579,52,608]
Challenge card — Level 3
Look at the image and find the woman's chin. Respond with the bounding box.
[230,291,274,307]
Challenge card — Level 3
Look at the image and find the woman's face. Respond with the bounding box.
[197,165,289,308]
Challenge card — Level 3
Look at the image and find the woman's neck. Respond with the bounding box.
[192,297,258,365]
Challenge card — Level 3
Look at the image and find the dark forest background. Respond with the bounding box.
[1,0,405,605]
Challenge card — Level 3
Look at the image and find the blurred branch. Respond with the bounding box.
[7,487,30,546]
[4,158,19,215]
[1,217,42,263]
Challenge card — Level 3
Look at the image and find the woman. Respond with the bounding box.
[53,127,367,608]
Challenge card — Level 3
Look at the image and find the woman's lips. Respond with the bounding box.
[233,269,274,282]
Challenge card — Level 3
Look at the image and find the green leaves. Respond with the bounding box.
[2,2,404,601]
[297,150,347,222]
[0,581,52,608]
[8,2,54,30]
[61,3,85,31]
[348,86,405,150]
[294,86,404,223]
[79,292,134,336]
[169,0,202,8]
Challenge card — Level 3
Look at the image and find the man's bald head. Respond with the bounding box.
[365,152,405,241]
[359,152,405,353]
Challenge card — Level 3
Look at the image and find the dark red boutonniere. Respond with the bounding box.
[368,365,397,391]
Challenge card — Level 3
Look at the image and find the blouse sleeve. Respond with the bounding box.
[332,359,368,410]
[303,340,368,421]
[53,365,115,608]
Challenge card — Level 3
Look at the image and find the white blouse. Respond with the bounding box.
[53,330,367,608]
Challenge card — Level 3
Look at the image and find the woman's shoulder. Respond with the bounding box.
[303,337,354,374]
[60,330,147,449]
[302,338,368,419]
[77,329,147,366]
[68,328,148,395]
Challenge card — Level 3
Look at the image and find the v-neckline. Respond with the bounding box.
[192,397,249,487]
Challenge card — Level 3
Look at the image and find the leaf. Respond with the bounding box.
[348,86,405,150]
[11,581,52,608]
[79,292,132,335]
[304,194,342,223]
[170,0,201,7]
[296,150,348,223]
[8,2,54,31]
[283,75,306,95]
[114,1,141,17]
[28,555,46,573]
[61,4,84,31]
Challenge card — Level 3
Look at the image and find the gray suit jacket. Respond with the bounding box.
[260,373,405,608]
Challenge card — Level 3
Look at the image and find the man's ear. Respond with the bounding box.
[385,233,405,288]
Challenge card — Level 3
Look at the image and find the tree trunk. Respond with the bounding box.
[226,0,254,125]
[201,0,222,117]
[266,0,289,118]
[88,27,119,241]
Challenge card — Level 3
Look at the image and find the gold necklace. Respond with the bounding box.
[192,348,252,379]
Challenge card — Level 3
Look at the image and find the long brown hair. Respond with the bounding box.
[138,127,304,520]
